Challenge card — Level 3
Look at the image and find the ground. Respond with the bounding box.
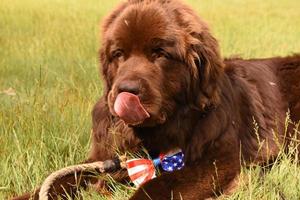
[0,0,300,199]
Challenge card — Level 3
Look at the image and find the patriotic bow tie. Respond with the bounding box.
[126,150,185,187]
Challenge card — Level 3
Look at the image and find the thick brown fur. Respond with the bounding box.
[12,0,300,199]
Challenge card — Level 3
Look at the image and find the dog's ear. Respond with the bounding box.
[186,29,224,111]
[173,4,224,111]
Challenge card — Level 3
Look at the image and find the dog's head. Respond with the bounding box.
[100,0,224,127]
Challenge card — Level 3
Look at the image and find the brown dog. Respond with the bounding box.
[13,0,300,199]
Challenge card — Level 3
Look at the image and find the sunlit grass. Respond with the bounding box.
[0,0,300,199]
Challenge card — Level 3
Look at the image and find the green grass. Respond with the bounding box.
[0,0,300,199]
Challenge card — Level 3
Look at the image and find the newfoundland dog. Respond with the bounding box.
[13,0,300,199]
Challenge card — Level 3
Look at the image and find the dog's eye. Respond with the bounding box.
[152,48,169,59]
[111,49,124,59]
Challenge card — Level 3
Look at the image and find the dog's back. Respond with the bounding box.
[225,55,300,123]
[274,55,300,122]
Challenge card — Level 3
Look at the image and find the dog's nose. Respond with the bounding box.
[118,80,140,95]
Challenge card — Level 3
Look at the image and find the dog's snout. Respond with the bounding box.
[118,80,140,95]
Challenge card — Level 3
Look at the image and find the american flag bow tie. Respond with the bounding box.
[126,150,184,187]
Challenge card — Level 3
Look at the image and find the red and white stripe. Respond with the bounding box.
[126,159,156,187]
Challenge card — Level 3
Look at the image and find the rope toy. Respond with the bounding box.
[39,158,125,200]
[39,150,184,200]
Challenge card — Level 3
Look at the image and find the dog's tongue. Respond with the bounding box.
[114,92,150,125]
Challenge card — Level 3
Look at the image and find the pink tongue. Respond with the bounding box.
[114,92,150,124]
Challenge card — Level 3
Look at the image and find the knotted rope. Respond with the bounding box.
[39,157,127,200]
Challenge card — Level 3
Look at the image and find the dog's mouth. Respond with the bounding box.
[114,92,150,125]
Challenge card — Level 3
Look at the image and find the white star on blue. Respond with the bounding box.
[161,151,184,172]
